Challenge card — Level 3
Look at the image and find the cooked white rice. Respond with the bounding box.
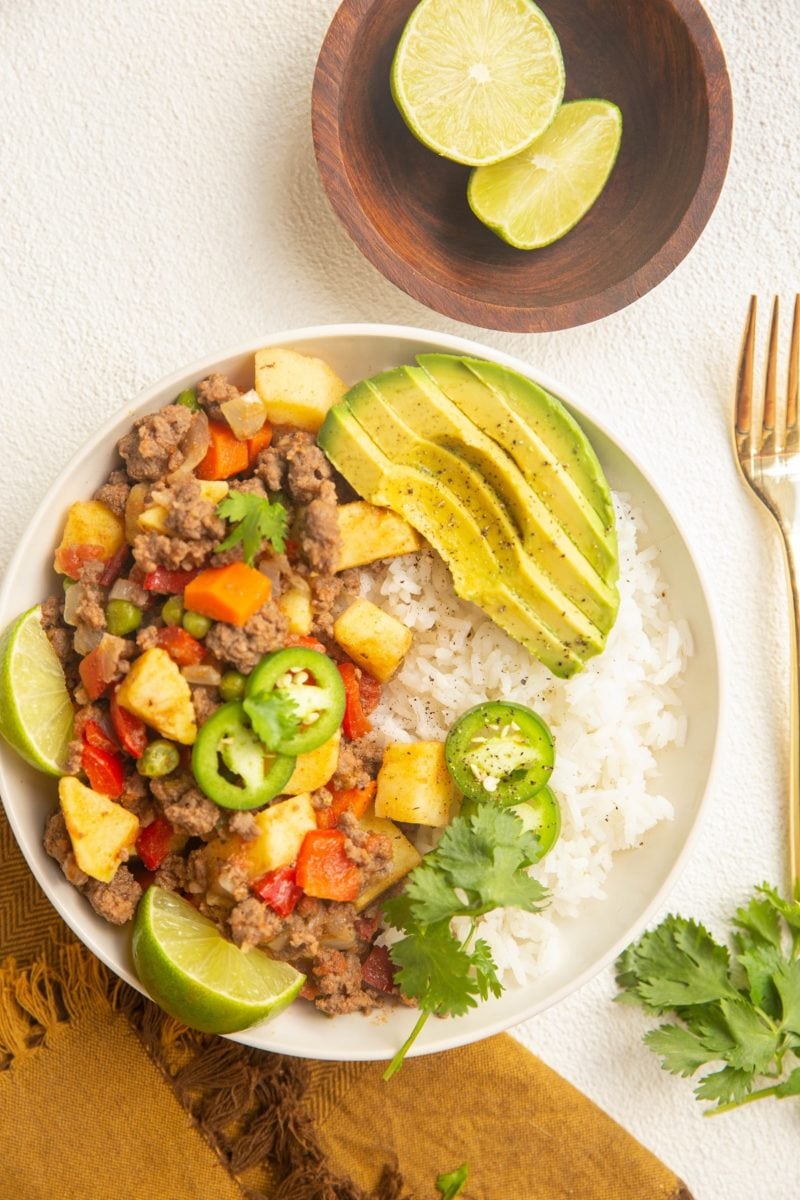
[360,494,691,985]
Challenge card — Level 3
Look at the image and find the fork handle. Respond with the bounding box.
[780,529,800,898]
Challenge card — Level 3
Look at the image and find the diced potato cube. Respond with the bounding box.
[283,729,340,795]
[354,810,422,912]
[59,776,139,884]
[277,585,313,636]
[333,598,412,683]
[254,346,347,432]
[115,647,197,745]
[232,793,317,878]
[138,481,229,535]
[375,742,459,827]
[54,500,125,577]
[335,501,423,571]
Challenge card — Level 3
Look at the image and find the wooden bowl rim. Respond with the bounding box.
[311,0,733,332]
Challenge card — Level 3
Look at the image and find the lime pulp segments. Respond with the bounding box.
[467,99,623,249]
[391,0,565,167]
[0,604,74,775]
[132,887,305,1034]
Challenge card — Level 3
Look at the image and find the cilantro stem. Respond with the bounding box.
[383,1010,431,1081]
[704,1083,784,1116]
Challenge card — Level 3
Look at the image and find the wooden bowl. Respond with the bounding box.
[312,0,732,332]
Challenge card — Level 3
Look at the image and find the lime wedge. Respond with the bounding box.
[391,0,565,167]
[0,604,74,775]
[132,887,305,1034]
[468,99,623,248]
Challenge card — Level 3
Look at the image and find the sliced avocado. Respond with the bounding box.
[346,368,616,639]
[318,405,587,677]
[419,354,615,531]
[417,353,617,579]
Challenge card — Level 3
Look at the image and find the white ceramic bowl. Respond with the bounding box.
[0,324,721,1061]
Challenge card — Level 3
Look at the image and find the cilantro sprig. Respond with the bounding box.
[616,884,800,1114]
[242,690,300,752]
[216,492,288,565]
[382,805,549,1079]
[436,1163,469,1199]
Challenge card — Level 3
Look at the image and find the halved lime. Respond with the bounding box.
[132,887,305,1034]
[467,99,623,248]
[391,0,565,167]
[0,604,74,775]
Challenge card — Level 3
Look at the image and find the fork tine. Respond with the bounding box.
[763,296,781,452]
[735,295,758,444]
[787,295,800,452]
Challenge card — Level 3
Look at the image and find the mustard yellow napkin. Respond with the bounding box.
[0,805,691,1200]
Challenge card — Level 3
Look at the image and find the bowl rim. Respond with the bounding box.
[311,0,734,332]
[0,322,725,1058]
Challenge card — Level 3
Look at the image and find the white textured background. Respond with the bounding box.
[2,2,800,1197]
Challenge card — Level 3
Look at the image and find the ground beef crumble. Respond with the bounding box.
[196,373,240,424]
[150,773,220,837]
[119,404,209,483]
[85,867,142,925]
[93,469,130,517]
[204,602,288,673]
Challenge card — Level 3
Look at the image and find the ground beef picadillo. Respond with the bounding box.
[42,371,414,1018]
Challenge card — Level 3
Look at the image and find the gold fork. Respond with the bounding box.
[734,295,800,897]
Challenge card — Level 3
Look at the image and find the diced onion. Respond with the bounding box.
[221,389,266,440]
[172,411,210,478]
[124,483,149,543]
[109,577,147,606]
[258,556,283,595]
[63,583,86,627]
[181,664,222,687]
[73,625,104,655]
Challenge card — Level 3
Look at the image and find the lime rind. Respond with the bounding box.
[132,887,305,1034]
[0,604,74,776]
[391,0,565,167]
[467,99,623,249]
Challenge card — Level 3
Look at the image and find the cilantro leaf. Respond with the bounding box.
[243,690,300,751]
[402,866,465,925]
[389,921,479,1017]
[436,1163,469,1199]
[617,884,800,1114]
[216,492,288,564]
[471,938,503,1001]
[430,806,548,912]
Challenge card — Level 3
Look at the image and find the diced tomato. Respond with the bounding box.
[284,634,328,654]
[79,640,120,701]
[252,864,303,917]
[361,944,396,993]
[135,816,175,871]
[152,626,205,666]
[316,781,377,829]
[55,544,106,581]
[81,743,124,799]
[81,717,119,754]
[109,688,147,759]
[142,566,203,593]
[337,662,372,740]
[295,829,360,902]
[98,544,129,587]
[358,672,381,717]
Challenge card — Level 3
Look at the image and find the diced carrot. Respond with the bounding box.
[247,423,273,466]
[317,781,377,829]
[196,420,249,480]
[183,562,271,626]
[295,829,360,902]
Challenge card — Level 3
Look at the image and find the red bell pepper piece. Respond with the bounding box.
[316,781,377,830]
[109,688,147,759]
[78,639,122,701]
[284,634,328,654]
[358,672,381,717]
[142,566,203,593]
[82,717,119,754]
[152,626,205,666]
[81,742,124,799]
[252,864,303,917]
[135,816,175,871]
[337,662,373,740]
[361,944,396,993]
[295,829,360,902]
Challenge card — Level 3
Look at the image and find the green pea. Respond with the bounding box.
[175,387,200,411]
[137,739,180,778]
[182,610,212,639]
[106,599,143,637]
[62,577,75,592]
[219,670,247,702]
[161,595,184,626]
